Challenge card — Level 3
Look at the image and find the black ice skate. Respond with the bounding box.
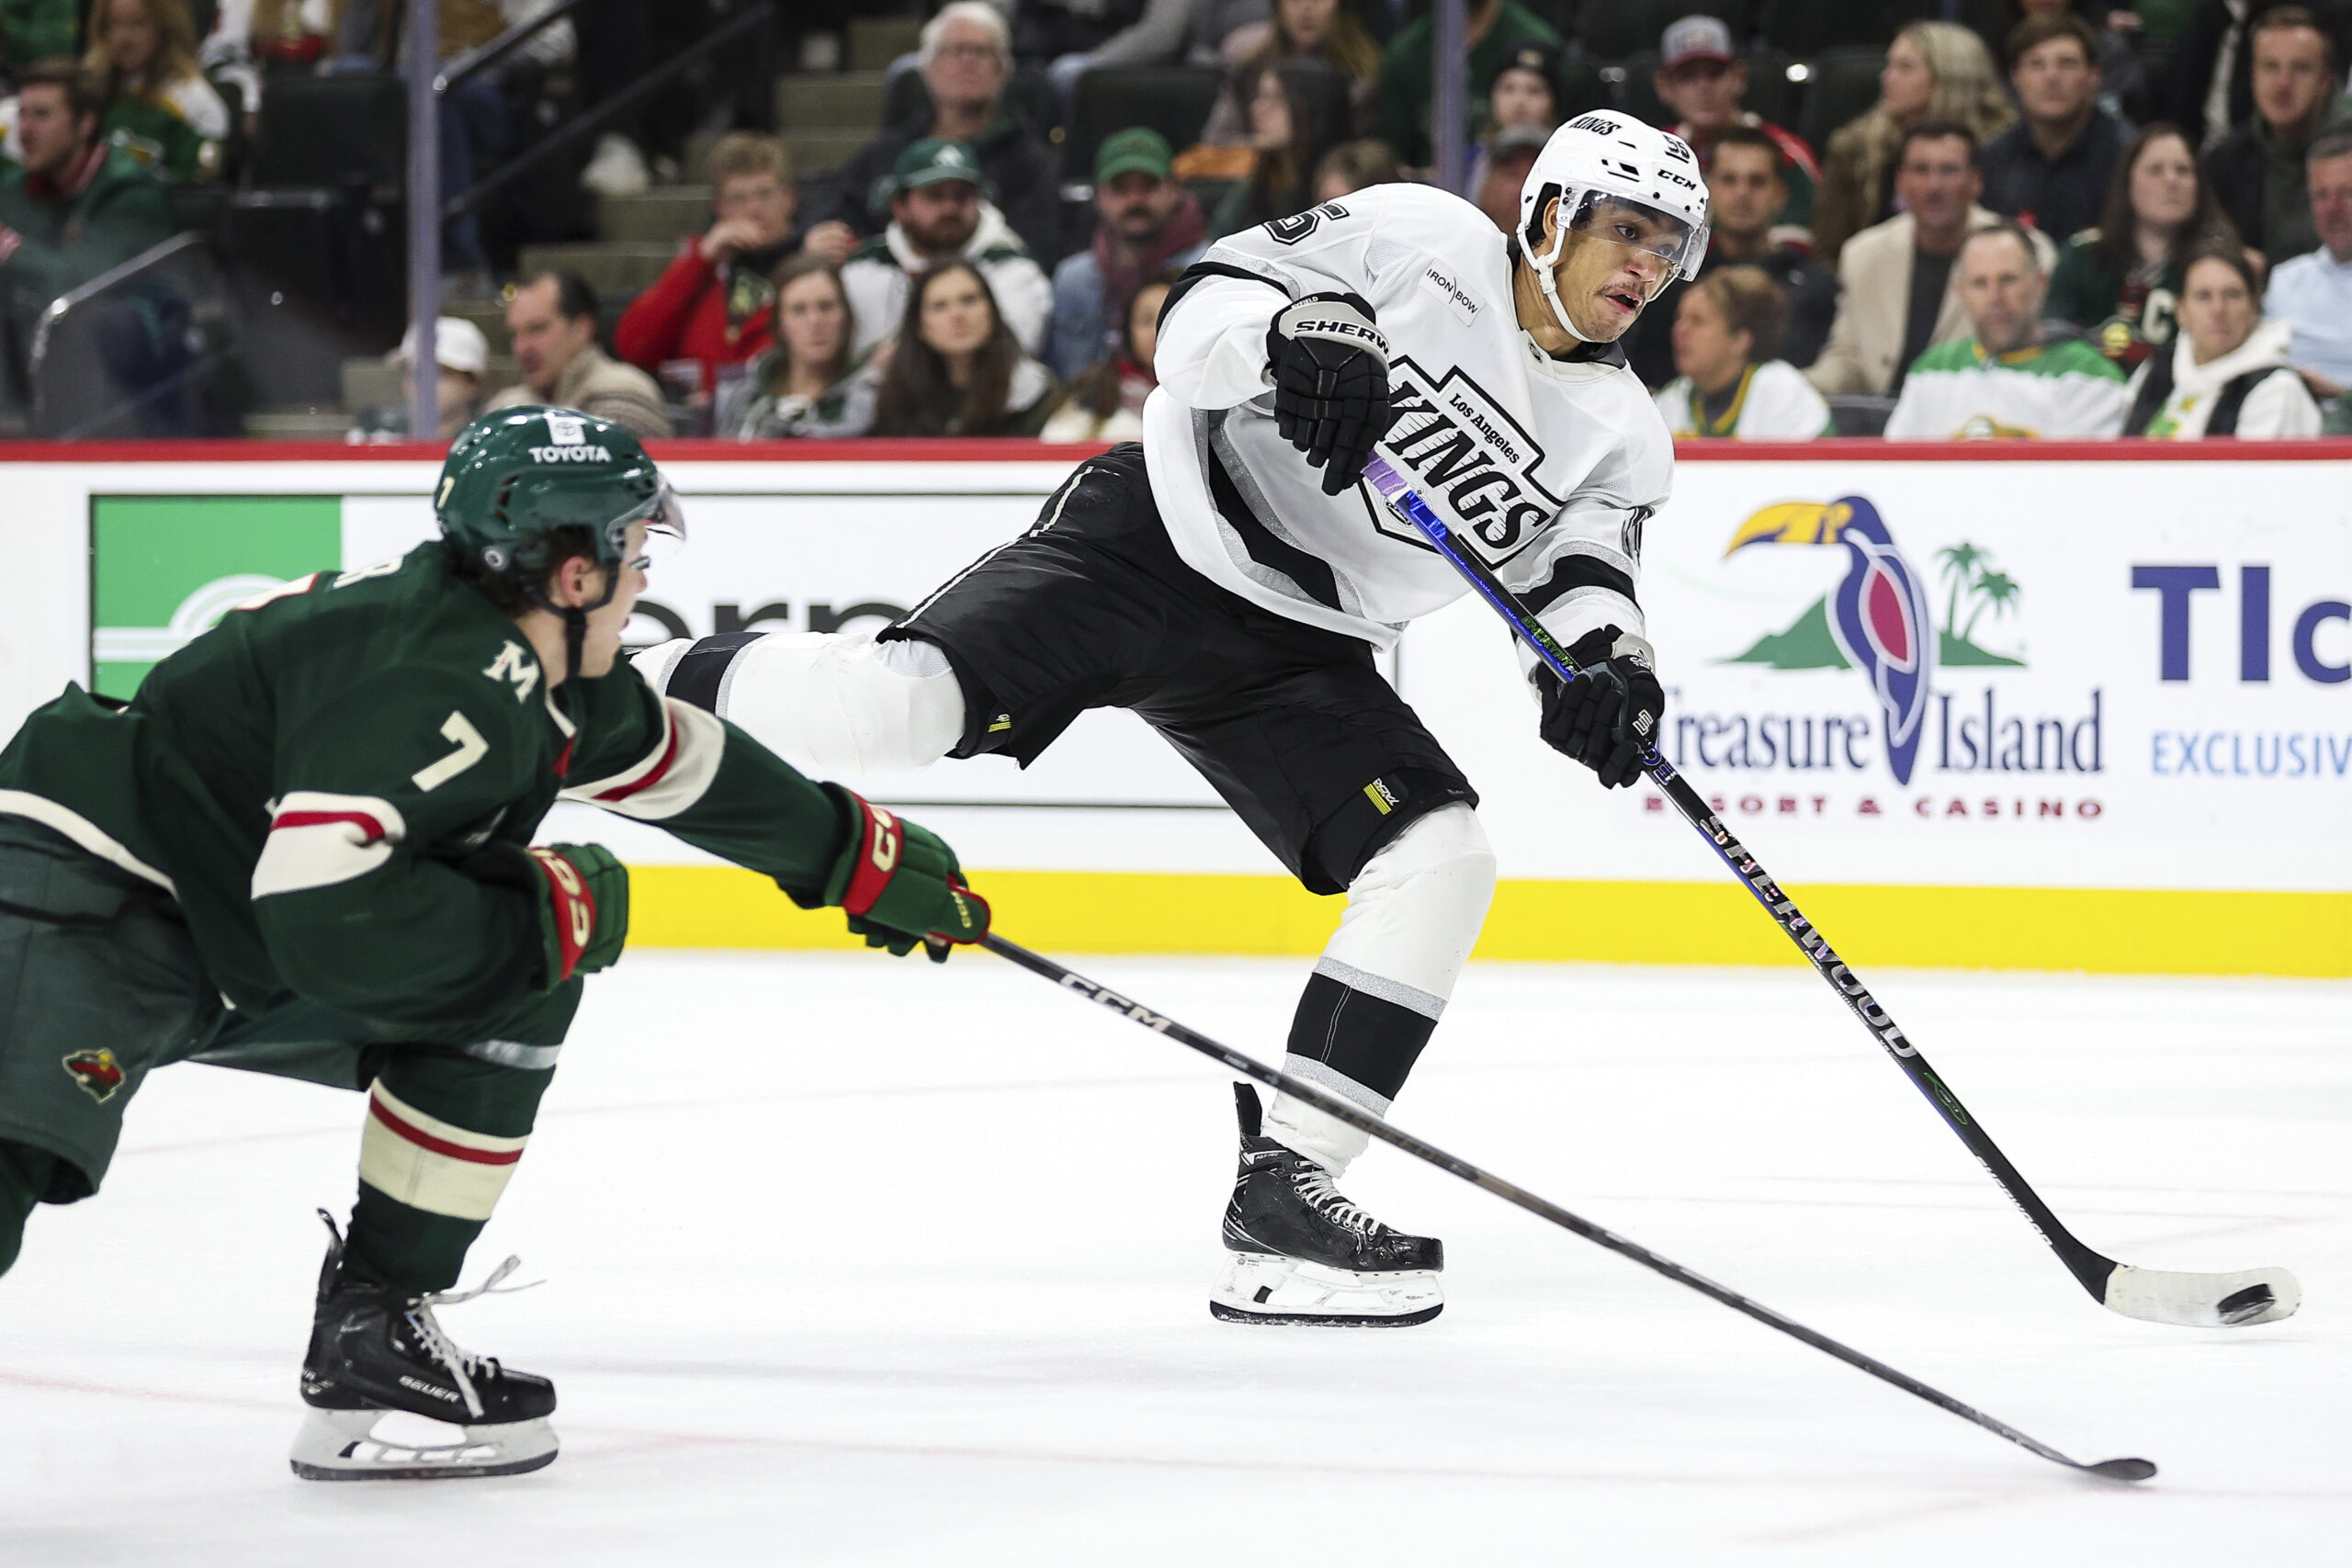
[290,1211,558,1481]
[1210,1084,1443,1325]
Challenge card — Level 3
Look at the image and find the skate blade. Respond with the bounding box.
[289,1406,559,1481]
[1209,1252,1443,1326]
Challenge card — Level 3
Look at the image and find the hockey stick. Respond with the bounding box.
[979,931,2154,1481]
[1360,452,2298,1331]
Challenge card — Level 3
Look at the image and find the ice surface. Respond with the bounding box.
[2,953,2346,1565]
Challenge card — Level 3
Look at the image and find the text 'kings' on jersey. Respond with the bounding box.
[1147,183,1670,659]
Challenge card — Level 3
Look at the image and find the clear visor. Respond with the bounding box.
[610,480,686,572]
[1559,188,1709,286]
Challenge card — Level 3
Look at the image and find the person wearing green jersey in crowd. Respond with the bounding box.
[0,407,989,1481]
[85,0,232,184]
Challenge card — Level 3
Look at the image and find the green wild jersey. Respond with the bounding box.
[0,543,850,1032]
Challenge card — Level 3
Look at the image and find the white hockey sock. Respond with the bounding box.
[1264,805,1497,1175]
[632,631,965,775]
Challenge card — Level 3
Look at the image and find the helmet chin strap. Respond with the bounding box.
[1530,203,1598,345]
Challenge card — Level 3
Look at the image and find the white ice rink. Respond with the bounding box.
[2,950,2345,1565]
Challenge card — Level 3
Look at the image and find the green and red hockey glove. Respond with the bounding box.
[816,787,989,962]
[465,841,630,986]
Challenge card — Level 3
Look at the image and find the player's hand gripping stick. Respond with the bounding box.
[1359,451,2299,1331]
[805,786,989,962]
[979,931,2155,1483]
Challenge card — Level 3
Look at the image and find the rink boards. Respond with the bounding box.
[1,439,2345,976]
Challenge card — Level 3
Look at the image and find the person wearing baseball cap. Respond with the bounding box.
[840,137,1053,361]
[347,318,492,445]
[1374,0,1563,170]
[1046,128,1209,378]
[1654,14,1822,237]
[1464,42,1561,194]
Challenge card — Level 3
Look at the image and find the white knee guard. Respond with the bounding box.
[632,631,966,776]
[1266,803,1498,1172]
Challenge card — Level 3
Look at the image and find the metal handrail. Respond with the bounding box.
[432,0,590,96]
[27,230,204,378]
[441,0,774,221]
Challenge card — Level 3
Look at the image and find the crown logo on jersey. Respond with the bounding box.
[63,1047,127,1104]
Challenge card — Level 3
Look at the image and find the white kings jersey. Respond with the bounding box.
[1146,182,1671,660]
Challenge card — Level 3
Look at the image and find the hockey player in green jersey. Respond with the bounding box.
[0,407,989,1479]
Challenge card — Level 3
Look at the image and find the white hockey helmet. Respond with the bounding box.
[1518,110,1711,343]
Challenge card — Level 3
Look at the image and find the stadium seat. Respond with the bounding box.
[1063,66,1224,183]
[1738,49,1802,126]
[1577,0,1748,62]
[245,73,407,192]
[1796,45,1889,153]
[1761,0,1933,56]
[1556,54,1612,118]
[1618,51,1668,126]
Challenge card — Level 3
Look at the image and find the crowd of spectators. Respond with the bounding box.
[0,0,2347,444]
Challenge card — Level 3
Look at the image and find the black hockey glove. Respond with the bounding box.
[1537,627,1665,790]
[808,786,990,962]
[1266,292,1394,496]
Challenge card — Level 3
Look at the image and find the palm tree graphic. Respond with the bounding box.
[1935,542,1988,629]
[1963,569,2021,642]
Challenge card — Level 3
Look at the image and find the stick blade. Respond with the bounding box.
[2103,1264,2301,1327]
[2084,1457,2157,1482]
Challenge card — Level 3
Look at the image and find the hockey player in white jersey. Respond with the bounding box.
[639,111,1707,1325]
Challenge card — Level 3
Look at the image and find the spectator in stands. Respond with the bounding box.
[1200,57,1352,238]
[2156,0,2352,152]
[0,61,173,314]
[1809,123,2042,398]
[810,3,1059,262]
[1474,120,1548,235]
[1041,268,1173,443]
[1980,13,2129,243]
[1462,43,1557,197]
[841,138,1053,359]
[1884,220,2131,436]
[1199,0,1379,145]
[2264,127,2352,395]
[1039,0,1272,106]
[1814,22,2015,265]
[1623,126,1839,387]
[2045,122,2240,369]
[1374,0,1558,171]
[84,0,227,182]
[347,318,492,445]
[1654,266,1833,438]
[1,0,75,67]
[1653,15,1822,237]
[1315,137,1400,200]
[485,268,672,439]
[871,260,1057,437]
[2126,241,2324,433]
[615,134,853,402]
[1978,0,2151,122]
[1046,128,1205,378]
[720,255,877,441]
[2206,6,2352,264]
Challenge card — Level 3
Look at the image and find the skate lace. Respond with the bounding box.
[1290,1164,1384,1237]
[405,1255,537,1422]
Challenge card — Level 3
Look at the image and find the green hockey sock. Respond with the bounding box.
[343,1049,554,1294]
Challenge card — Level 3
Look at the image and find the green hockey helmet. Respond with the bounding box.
[435,405,682,681]
[435,405,680,583]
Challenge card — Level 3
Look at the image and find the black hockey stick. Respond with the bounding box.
[980,931,2154,1481]
[1360,453,2298,1331]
